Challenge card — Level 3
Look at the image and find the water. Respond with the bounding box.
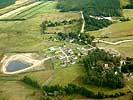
[6,60,32,72]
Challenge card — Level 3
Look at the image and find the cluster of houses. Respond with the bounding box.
[48,46,88,67]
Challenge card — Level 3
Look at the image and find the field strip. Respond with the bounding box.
[0,2,42,19]
[14,1,52,19]
[0,0,32,15]
[93,39,133,45]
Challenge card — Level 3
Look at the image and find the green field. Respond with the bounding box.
[123,9,133,19]
[0,1,81,55]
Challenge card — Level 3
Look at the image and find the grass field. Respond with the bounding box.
[89,20,133,38]
[123,9,133,19]
[48,64,85,86]
[97,42,133,57]
[0,81,40,100]
[0,2,81,55]
[88,9,133,58]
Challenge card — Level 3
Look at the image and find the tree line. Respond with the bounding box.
[57,0,122,17]
[40,19,80,34]
[123,0,133,9]
[56,32,95,46]
[42,84,128,99]
[21,76,128,99]
[83,12,112,31]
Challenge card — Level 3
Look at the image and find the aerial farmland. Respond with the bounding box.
[0,0,133,100]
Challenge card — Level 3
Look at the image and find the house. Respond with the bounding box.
[49,47,56,51]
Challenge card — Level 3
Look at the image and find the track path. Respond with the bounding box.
[80,11,85,33]
[93,39,133,45]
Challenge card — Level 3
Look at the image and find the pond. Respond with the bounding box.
[6,60,32,72]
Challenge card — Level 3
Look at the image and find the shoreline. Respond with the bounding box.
[1,53,51,74]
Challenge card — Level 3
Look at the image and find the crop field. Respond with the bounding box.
[0,1,81,55]
[0,0,33,16]
[12,1,58,19]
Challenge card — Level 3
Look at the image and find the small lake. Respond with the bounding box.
[6,60,32,72]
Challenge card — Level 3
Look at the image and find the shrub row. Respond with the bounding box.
[42,19,80,27]
[42,84,128,99]
[22,76,40,89]
[22,76,129,99]
[0,19,26,21]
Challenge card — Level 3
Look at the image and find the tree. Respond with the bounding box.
[40,21,47,34]
[56,32,66,40]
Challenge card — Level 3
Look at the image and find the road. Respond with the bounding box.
[59,47,70,62]
[80,11,85,33]
[93,39,133,45]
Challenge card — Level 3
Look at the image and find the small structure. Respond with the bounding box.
[104,64,109,70]
[120,60,126,66]
[49,47,56,51]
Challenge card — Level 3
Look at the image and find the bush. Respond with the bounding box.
[40,21,47,34]
[120,17,130,22]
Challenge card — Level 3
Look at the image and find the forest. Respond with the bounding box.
[82,48,125,89]
[57,0,122,31]
[57,0,122,16]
